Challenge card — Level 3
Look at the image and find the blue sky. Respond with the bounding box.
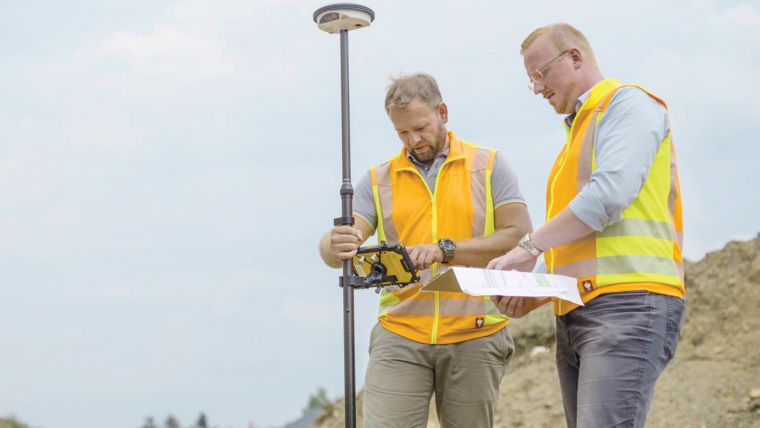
[1,1,758,427]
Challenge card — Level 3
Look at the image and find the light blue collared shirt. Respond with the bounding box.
[566,85,670,231]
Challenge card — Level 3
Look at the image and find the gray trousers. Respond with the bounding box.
[555,291,685,428]
[363,323,514,428]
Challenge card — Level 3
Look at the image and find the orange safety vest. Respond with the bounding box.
[546,78,684,315]
[370,131,507,344]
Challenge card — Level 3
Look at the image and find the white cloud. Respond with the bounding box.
[100,29,234,77]
[719,2,760,27]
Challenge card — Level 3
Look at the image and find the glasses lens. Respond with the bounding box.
[528,69,544,92]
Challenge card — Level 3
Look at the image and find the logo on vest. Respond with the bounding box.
[582,279,594,292]
[475,317,484,328]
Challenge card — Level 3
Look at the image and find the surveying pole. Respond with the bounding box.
[312,4,375,428]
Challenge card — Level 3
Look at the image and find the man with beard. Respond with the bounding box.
[319,73,531,428]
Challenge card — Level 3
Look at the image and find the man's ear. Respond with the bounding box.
[570,48,583,69]
[438,102,449,123]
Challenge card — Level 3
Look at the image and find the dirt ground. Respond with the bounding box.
[312,234,760,428]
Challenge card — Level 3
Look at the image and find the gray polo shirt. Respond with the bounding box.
[353,144,525,229]
[567,85,670,231]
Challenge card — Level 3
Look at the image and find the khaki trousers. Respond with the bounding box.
[363,323,514,428]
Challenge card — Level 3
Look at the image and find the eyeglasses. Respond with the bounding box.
[528,50,569,92]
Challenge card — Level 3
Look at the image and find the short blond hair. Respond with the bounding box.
[521,23,597,67]
[384,73,442,113]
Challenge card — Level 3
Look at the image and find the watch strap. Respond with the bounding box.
[438,238,456,264]
[518,233,543,257]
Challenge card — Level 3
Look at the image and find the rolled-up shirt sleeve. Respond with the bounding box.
[568,87,669,231]
[352,171,378,229]
[491,151,526,207]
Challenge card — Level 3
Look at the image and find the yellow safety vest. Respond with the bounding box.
[546,78,685,315]
[370,131,507,344]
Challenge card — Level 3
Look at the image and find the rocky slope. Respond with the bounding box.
[312,235,760,427]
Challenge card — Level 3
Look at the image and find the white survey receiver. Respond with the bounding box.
[313,3,375,33]
[422,266,584,306]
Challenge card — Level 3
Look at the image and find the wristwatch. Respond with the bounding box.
[518,233,543,257]
[438,238,457,264]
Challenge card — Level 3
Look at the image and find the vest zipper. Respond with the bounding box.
[396,155,463,345]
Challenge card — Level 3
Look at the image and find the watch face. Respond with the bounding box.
[442,240,455,251]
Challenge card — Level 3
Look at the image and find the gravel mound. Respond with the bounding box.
[313,234,760,427]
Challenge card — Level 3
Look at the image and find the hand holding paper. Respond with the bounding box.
[490,295,548,318]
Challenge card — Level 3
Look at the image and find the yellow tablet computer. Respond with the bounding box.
[352,242,419,287]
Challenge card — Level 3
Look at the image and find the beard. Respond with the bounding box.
[411,124,448,163]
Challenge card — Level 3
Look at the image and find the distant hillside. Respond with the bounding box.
[312,234,760,427]
[0,417,30,428]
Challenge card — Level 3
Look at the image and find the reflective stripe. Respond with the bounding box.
[484,150,496,236]
[386,297,507,318]
[372,163,398,243]
[554,251,679,281]
[484,297,507,325]
[370,167,386,242]
[675,261,684,280]
[597,254,679,276]
[598,218,675,240]
[377,272,433,317]
[484,315,506,326]
[439,298,485,316]
[576,109,600,191]
[378,287,400,318]
[431,293,440,344]
[553,258,596,278]
[668,137,680,217]
[387,298,435,316]
[469,148,489,238]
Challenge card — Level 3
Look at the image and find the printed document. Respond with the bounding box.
[422,266,584,306]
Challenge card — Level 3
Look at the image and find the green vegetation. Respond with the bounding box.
[141,413,211,428]
[305,387,331,413]
[0,416,30,428]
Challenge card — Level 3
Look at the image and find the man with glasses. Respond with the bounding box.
[487,23,686,428]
